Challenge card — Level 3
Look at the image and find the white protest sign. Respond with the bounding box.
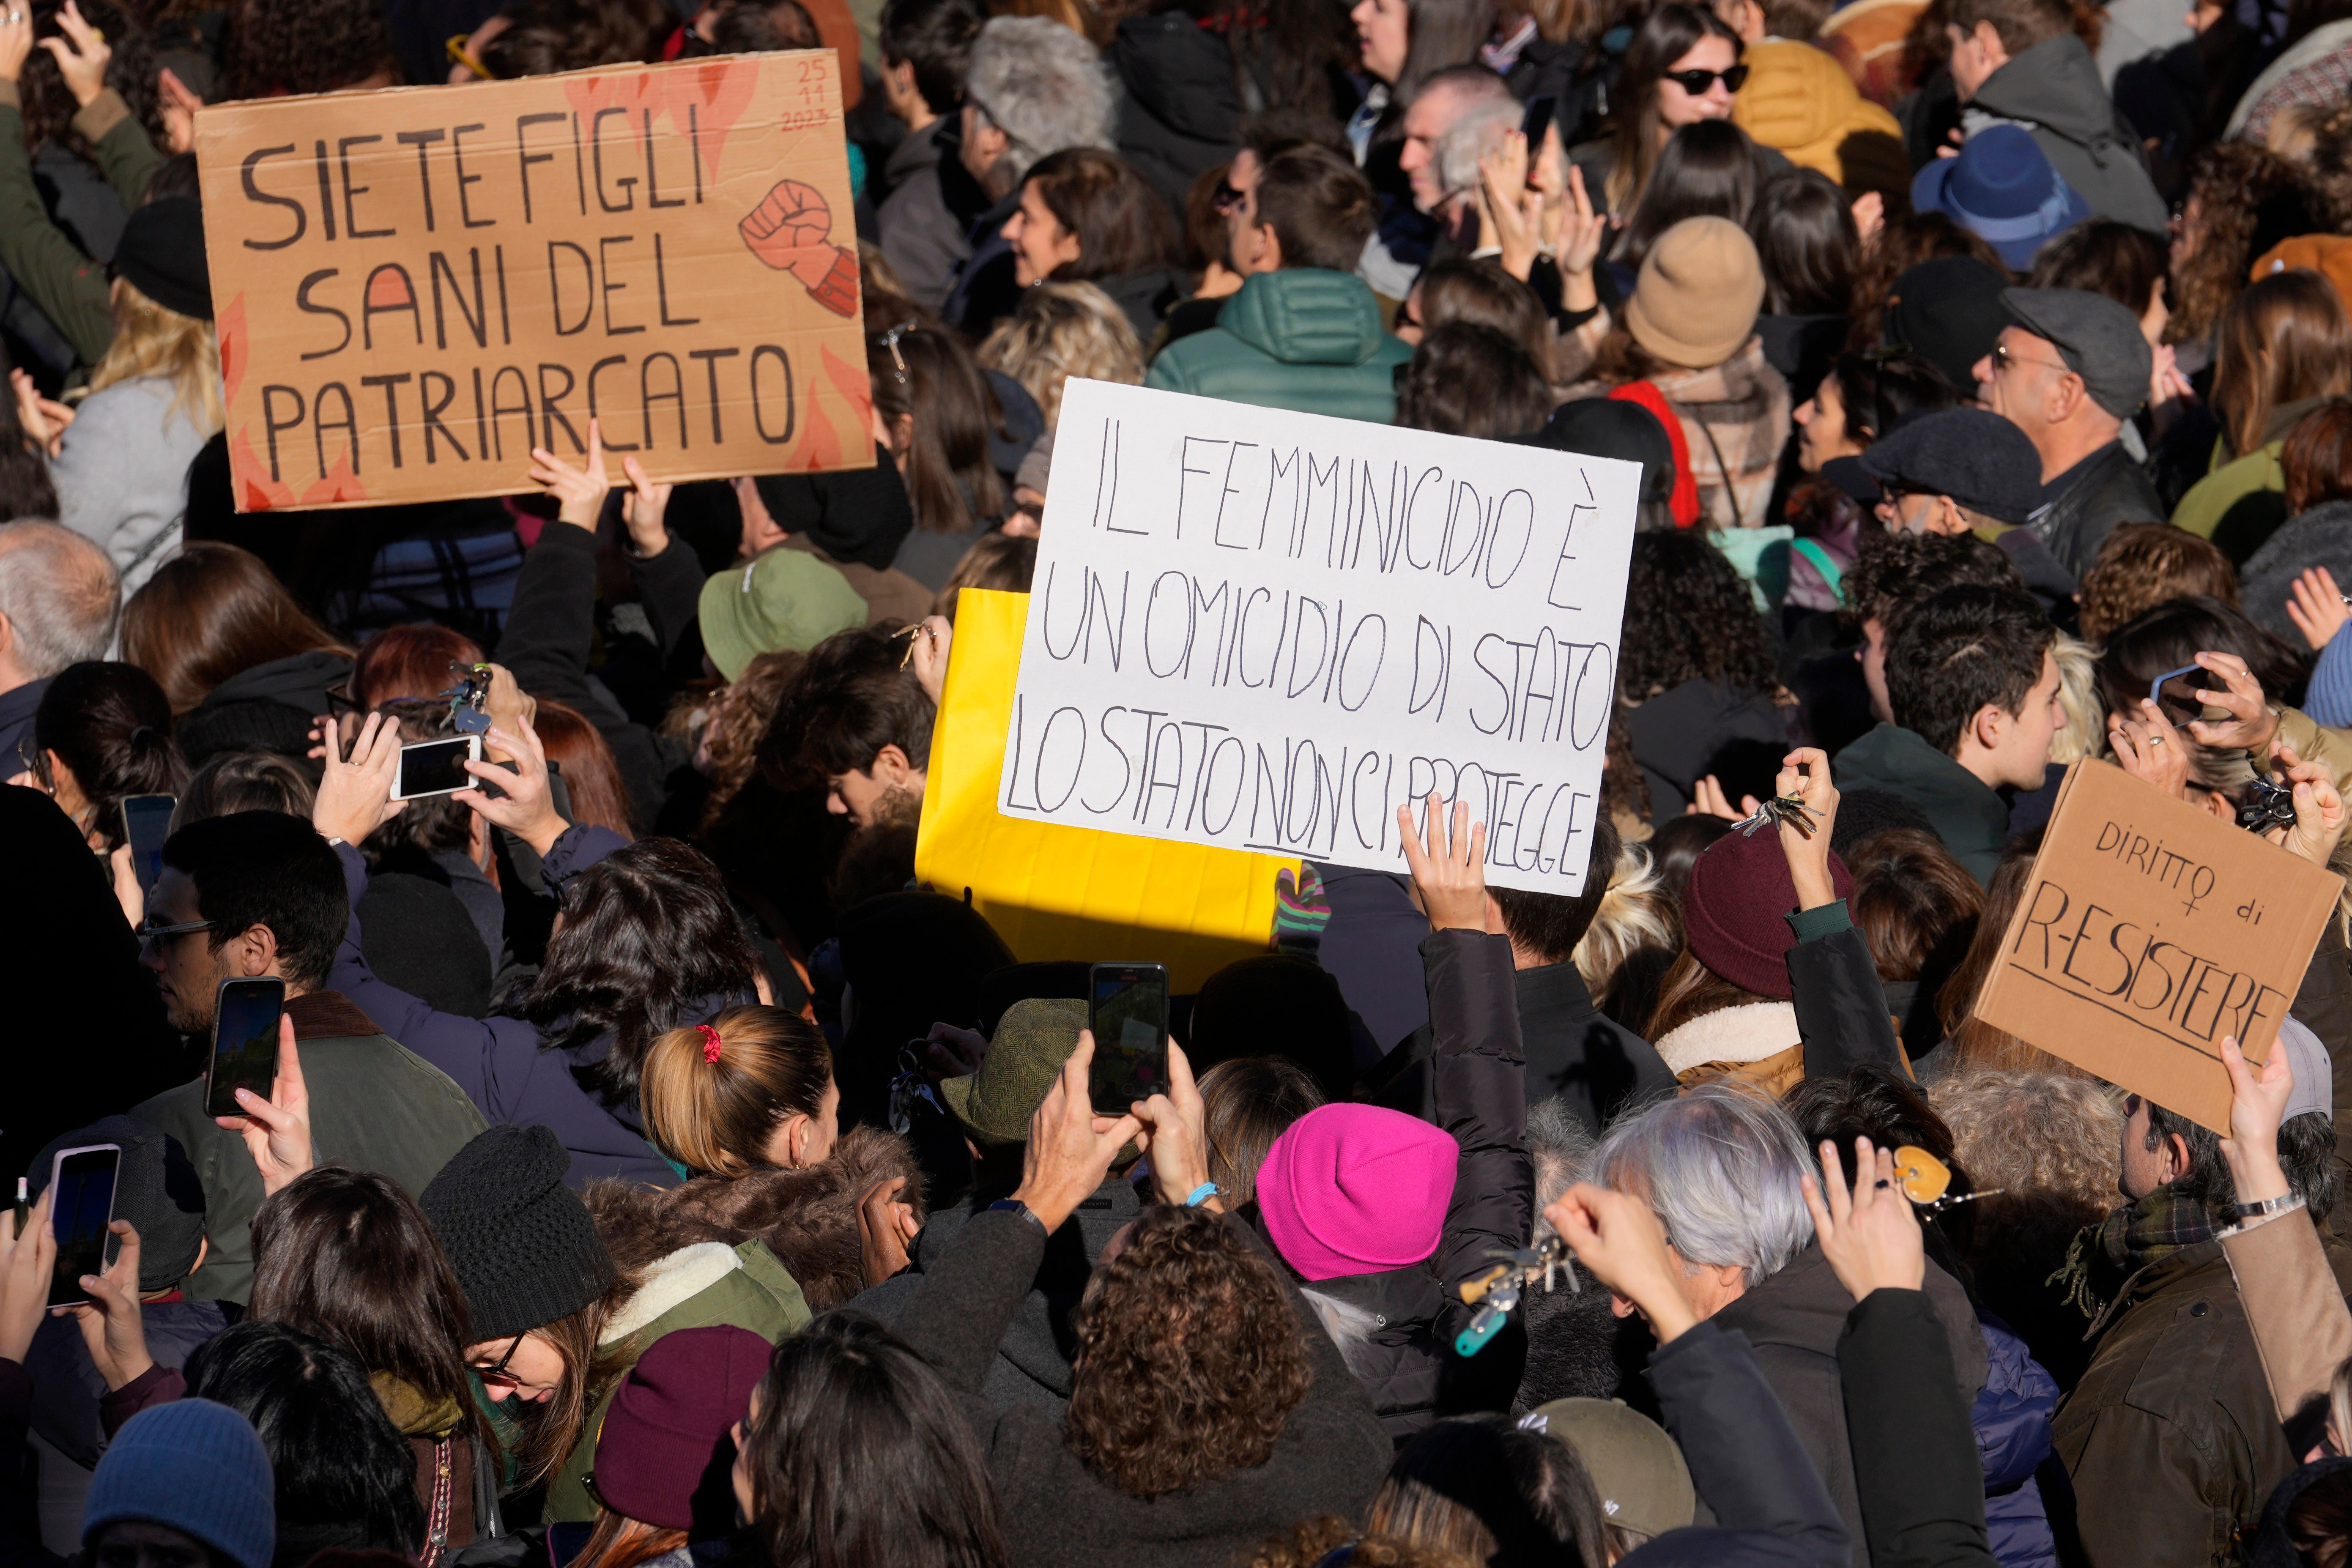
[998,379,1641,895]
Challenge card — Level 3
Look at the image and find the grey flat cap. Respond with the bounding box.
[2000,287,2153,420]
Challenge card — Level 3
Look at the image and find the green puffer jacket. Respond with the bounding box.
[540,1237,810,1520]
[1145,268,1413,423]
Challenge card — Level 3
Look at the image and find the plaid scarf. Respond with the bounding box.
[2051,1187,2218,1322]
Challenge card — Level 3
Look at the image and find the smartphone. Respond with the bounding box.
[1520,93,1558,144]
[205,976,286,1120]
[1087,962,1170,1113]
[393,734,482,801]
[2147,663,2208,727]
[47,1144,120,1308]
[119,794,176,895]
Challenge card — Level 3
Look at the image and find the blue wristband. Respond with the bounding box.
[1185,1182,1219,1208]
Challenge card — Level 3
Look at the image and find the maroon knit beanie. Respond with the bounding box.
[591,1325,772,1530]
[1681,828,1854,999]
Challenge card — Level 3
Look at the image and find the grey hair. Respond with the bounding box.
[1435,94,1523,204]
[0,520,120,679]
[1592,1080,1815,1287]
[963,16,1117,184]
[1527,1095,1596,1247]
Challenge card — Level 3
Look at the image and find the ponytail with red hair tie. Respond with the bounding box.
[698,1023,723,1064]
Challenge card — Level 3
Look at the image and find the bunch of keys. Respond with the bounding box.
[439,662,493,736]
[1454,1235,1577,1357]
[1734,794,1815,839]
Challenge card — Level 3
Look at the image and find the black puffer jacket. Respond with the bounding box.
[1266,928,1532,1441]
[1108,12,1243,216]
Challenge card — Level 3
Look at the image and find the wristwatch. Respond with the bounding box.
[986,1198,1047,1231]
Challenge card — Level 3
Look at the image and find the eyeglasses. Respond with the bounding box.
[1660,63,1748,94]
[134,917,214,948]
[470,1333,525,1380]
[1992,342,2069,377]
[1213,178,1245,214]
[444,32,495,78]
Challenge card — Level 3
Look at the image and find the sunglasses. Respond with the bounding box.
[134,917,215,948]
[1212,178,1245,214]
[1660,63,1748,94]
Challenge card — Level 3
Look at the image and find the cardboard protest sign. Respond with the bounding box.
[1000,380,1641,895]
[194,52,872,512]
[1973,758,2343,1132]
[918,588,1295,992]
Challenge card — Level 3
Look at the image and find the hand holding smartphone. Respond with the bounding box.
[1087,963,1169,1114]
[118,795,175,894]
[206,977,285,1120]
[46,1144,120,1308]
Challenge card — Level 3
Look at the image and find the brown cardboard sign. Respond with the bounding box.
[1974,758,2343,1133]
[193,52,872,512]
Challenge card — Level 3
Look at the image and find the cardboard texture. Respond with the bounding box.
[916,588,1295,993]
[194,52,873,512]
[1000,378,1640,896]
[1973,758,2343,1132]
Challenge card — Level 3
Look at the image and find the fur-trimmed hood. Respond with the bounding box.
[586,1126,928,1311]
[1654,1001,1799,1078]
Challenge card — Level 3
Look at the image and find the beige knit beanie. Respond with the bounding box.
[1624,216,1766,369]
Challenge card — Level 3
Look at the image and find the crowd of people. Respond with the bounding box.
[14,0,2352,1562]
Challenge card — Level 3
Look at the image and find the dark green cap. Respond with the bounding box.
[938,998,1085,1147]
[1527,1398,1694,1539]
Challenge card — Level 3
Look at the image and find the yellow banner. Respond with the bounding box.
[915,588,1295,992]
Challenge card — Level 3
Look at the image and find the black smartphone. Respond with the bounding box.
[394,734,482,801]
[119,794,176,895]
[205,976,286,1120]
[1088,962,1170,1113]
[1520,93,1558,144]
[47,1143,120,1308]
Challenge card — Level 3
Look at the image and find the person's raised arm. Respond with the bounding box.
[1551,1182,1850,1565]
[1775,749,1902,1078]
[1401,792,1532,1405]
[892,1034,1140,1400]
[0,7,121,366]
[1807,1140,1999,1568]
[498,421,617,716]
[41,2,160,206]
[2215,1032,2352,1441]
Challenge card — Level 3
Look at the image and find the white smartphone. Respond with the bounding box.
[47,1143,120,1308]
[392,734,483,801]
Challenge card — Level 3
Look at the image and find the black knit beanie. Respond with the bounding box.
[419,1125,616,1344]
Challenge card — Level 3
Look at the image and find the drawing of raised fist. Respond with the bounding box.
[739,178,860,317]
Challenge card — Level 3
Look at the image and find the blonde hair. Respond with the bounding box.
[639,1004,832,1179]
[88,276,223,440]
[2045,633,2105,765]
[976,281,1145,429]
[1572,840,1677,1011]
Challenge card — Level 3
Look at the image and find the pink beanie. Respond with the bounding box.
[1256,1104,1458,1281]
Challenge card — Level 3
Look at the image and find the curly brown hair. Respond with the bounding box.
[2169,141,2310,349]
[17,0,158,157]
[2073,522,2238,646]
[1065,1206,1312,1499]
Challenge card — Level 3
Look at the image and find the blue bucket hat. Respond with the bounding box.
[1911,124,2092,273]
[84,1400,275,1568]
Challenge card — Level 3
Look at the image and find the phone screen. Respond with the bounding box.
[48,1147,120,1308]
[1088,963,1169,1112]
[120,794,176,895]
[397,737,477,800]
[206,977,285,1119]
[2149,666,2210,727]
